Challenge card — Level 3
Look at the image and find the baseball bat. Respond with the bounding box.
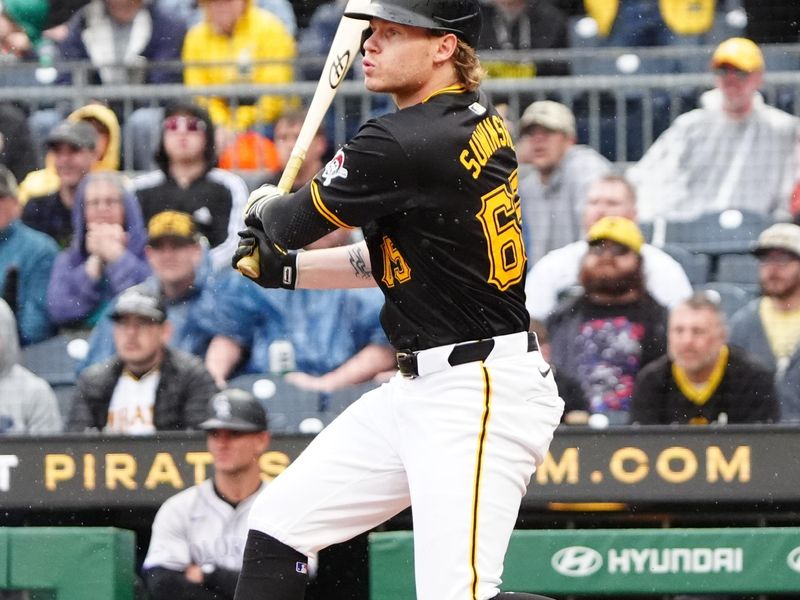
[236,0,371,278]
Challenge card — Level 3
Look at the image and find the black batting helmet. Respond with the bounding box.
[345,0,482,48]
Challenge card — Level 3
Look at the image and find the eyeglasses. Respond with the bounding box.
[163,115,206,133]
[713,66,750,80]
[587,241,632,257]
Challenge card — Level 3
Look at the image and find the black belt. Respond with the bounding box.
[396,332,539,378]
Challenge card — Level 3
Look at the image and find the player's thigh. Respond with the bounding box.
[402,354,562,600]
[248,384,410,556]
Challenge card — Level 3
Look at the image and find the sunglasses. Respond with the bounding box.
[164,115,206,133]
[587,241,632,257]
[713,66,750,80]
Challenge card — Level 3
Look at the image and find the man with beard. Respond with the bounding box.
[632,291,778,425]
[729,223,800,421]
[547,216,668,424]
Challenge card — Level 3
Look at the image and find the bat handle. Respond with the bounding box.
[237,253,260,278]
[237,149,305,279]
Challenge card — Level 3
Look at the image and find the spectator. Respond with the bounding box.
[68,285,218,433]
[182,0,296,157]
[631,291,779,425]
[56,1,186,170]
[529,318,589,424]
[0,0,92,52]
[22,102,121,206]
[47,171,149,329]
[21,119,98,247]
[57,1,185,86]
[476,0,568,78]
[628,37,800,223]
[254,107,328,191]
[729,223,800,422]
[79,210,214,372]
[516,100,612,262]
[0,103,37,184]
[155,0,297,35]
[142,388,270,600]
[526,174,693,321]
[133,102,249,271]
[546,216,668,423]
[201,229,395,390]
[584,0,722,48]
[0,298,62,435]
[0,167,59,345]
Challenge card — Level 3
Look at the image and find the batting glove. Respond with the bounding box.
[232,227,298,289]
[243,183,284,225]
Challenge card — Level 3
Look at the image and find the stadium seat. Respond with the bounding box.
[695,281,754,320]
[20,333,87,387]
[660,243,711,285]
[660,210,774,255]
[227,374,325,434]
[714,253,760,292]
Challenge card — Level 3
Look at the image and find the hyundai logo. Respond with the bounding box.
[787,547,800,573]
[551,546,603,577]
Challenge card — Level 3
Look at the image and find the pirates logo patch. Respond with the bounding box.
[322,149,349,186]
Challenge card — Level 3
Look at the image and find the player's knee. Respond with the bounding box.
[489,594,557,600]
[234,530,310,600]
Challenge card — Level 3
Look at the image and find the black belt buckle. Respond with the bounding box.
[396,350,418,378]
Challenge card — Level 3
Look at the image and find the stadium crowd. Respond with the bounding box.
[1,0,800,438]
[1,2,799,600]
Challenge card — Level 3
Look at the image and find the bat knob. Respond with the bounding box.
[237,253,261,279]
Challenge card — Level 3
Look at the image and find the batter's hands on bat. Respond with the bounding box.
[232,226,298,289]
[242,183,285,226]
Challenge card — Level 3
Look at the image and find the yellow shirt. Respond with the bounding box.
[759,298,800,362]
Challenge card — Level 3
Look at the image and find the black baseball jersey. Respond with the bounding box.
[261,85,529,351]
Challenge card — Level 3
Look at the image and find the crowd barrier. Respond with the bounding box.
[0,527,134,599]
[5,44,800,164]
[3,425,799,510]
[369,528,800,598]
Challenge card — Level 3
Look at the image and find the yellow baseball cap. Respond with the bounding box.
[147,211,198,243]
[711,37,764,73]
[586,216,644,254]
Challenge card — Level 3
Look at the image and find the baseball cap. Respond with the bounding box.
[110,287,167,324]
[147,211,199,244]
[711,37,764,73]
[586,216,644,254]
[752,223,800,258]
[199,388,269,432]
[518,101,576,137]
[46,120,98,150]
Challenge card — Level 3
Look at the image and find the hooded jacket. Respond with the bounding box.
[0,299,63,435]
[46,177,150,327]
[18,102,122,203]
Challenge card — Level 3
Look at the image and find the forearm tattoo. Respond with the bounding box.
[348,246,371,279]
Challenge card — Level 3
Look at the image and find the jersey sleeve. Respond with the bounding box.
[261,121,418,250]
[142,495,193,571]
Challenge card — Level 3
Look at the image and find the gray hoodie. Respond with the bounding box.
[0,299,62,435]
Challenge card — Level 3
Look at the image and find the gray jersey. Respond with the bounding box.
[143,479,268,571]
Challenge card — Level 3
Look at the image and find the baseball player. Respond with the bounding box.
[231,0,564,598]
[142,389,270,600]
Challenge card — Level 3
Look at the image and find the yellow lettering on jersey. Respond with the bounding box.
[459,116,515,179]
[380,235,411,288]
[476,170,525,291]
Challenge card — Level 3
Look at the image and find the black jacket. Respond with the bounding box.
[68,347,218,432]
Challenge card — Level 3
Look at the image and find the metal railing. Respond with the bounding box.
[5,44,800,167]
